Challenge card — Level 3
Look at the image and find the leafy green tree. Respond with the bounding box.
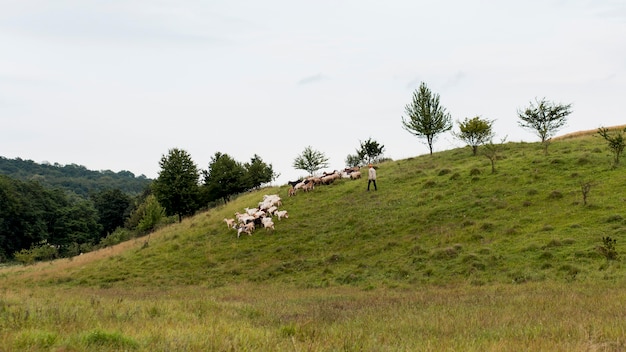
[358,138,385,164]
[517,97,572,155]
[454,116,495,156]
[293,146,329,175]
[53,194,102,247]
[244,154,277,189]
[597,126,626,167]
[202,152,247,204]
[91,189,131,236]
[345,154,362,168]
[401,82,453,155]
[137,194,166,233]
[152,148,200,222]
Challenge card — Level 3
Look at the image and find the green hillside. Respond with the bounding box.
[18,131,626,289]
[4,131,626,351]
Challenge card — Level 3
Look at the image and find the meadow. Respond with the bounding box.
[2,130,626,351]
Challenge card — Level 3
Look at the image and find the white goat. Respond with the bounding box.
[261,217,275,231]
[223,218,236,229]
[236,223,254,238]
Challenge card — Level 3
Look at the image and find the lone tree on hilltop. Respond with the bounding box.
[153,148,200,222]
[454,116,495,156]
[293,146,329,176]
[401,82,453,155]
[517,97,572,155]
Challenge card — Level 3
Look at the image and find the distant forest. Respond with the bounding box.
[0,156,152,196]
[0,157,154,262]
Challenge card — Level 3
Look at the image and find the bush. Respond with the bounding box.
[98,228,132,248]
[598,236,619,260]
[13,240,59,264]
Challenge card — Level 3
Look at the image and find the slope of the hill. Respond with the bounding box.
[6,132,626,289]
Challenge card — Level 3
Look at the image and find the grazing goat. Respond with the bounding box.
[236,223,254,238]
[223,218,236,229]
[350,171,361,179]
[275,210,289,220]
[261,217,275,231]
[287,179,302,188]
[288,186,296,197]
[266,205,278,215]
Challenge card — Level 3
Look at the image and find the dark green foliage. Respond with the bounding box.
[401,82,453,155]
[153,148,200,222]
[0,175,102,259]
[91,188,132,236]
[243,154,277,190]
[202,152,247,204]
[0,156,151,196]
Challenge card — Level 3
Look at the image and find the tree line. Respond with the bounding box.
[0,150,276,263]
[0,157,151,196]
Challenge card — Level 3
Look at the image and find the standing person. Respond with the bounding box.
[367,164,377,191]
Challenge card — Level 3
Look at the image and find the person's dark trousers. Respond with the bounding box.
[368,180,377,191]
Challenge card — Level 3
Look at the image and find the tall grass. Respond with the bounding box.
[2,132,626,350]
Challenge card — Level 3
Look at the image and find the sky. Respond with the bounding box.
[1,0,625,185]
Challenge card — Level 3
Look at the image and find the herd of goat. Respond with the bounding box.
[223,167,362,238]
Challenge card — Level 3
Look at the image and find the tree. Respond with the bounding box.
[244,154,277,190]
[597,126,626,167]
[517,97,572,155]
[293,146,329,175]
[345,154,362,168]
[53,194,102,247]
[91,188,131,236]
[152,148,200,222]
[484,136,507,174]
[454,116,495,156]
[137,194,166,233]
[358,138,385,164]
[401,82,453,155]
[202,152,247,204]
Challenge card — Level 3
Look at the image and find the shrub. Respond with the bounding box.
[598,236,619,260]
[83,330,139,349]
[548,190,563,199]
[13,241,59,264]
[98,228,132,248]
[606,215,624,223]
[469,168,481,176]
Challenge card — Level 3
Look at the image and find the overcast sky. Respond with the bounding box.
[1,0,625,185]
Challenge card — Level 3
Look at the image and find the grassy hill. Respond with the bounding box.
[7,129,626,288]
[2,129,626,351]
